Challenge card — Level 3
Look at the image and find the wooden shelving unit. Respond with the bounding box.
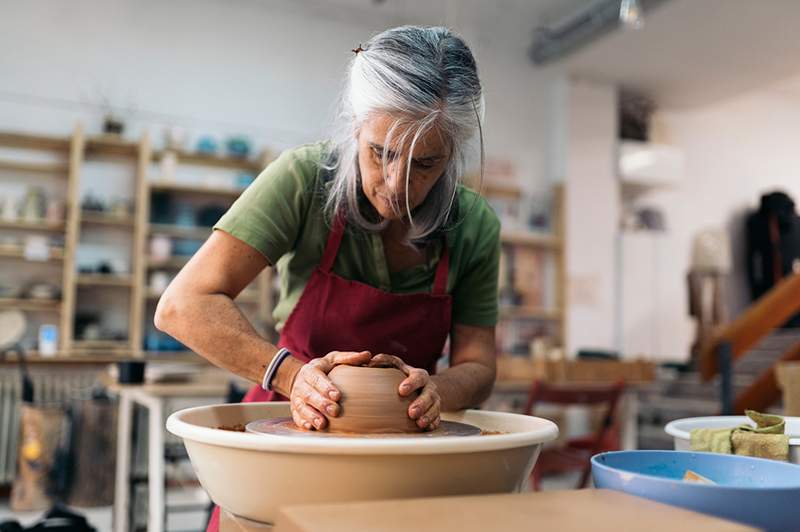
[489,183,567,368]
[2,124,567,366]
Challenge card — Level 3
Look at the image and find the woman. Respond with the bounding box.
[155,25,499,520]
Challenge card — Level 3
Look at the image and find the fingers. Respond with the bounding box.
[418,403,441,431]
[399,367,429,397]
[323,350,372,368]
[409,383,438,423]
[305,363,341,401]
[293,395,328,430]
[304,387,340,418]
[368,353,408,372]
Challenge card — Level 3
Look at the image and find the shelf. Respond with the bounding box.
[0,131,70,151]
[0,219,65,232]
[483,182,522,199]
[500,230,561,249]
[147,256,190,269]
[149,223,211,240]
[81,212,135,227]
[0,297,61,312]
[72,339,131,351]
[76,274,133,287]
[0,244,64,261]
[499,306,562,320]
[85,135,138,158]
[149,181,245,198]
[153,149,263,171]
[0,159,69,174]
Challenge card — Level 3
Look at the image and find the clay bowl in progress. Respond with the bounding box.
[166,402,559,524]
[327,365,418,434]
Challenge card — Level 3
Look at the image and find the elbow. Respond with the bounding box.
[154,289,181,335]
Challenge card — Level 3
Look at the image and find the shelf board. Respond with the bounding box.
[153,149,263,171]
[0,159,69,174]
[499,306,562,320]
[482,182,522,199]
[0,131,70,151]
[0,244,64,261]
[0,297,61,312]
[147,256,190,269]
[0,219,65,232]
[500,230,561,249]
[81,212,135,227]
[76,274,133,287]
[85,135,138,158]
[72,339,131,351]
[149,223,211,240]
[149,181,245,198]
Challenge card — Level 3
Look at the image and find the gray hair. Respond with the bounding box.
[324,25,485,242]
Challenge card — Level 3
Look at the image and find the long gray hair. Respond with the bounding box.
[324,25,484,242]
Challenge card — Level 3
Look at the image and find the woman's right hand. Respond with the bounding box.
[290,350,372,430]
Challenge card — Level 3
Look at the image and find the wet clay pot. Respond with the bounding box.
[327,365,420,434]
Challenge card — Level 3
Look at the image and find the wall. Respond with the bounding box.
[0,0,560,188]
[643,73,800,360]
[562,78,619,356]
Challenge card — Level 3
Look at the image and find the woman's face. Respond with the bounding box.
[357,113,450,221]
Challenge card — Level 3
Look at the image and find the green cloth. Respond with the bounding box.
[214,142,501,332]
[690,410,790,461]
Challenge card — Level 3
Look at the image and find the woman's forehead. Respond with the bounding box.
[361,113,448,158]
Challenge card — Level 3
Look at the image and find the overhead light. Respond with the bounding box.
[619,0,644,30]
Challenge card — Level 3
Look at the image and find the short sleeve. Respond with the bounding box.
[213,144,323,264]
[451,203,501,327]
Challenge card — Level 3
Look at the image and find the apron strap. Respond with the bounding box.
[432,244,450,295]
[320,211,347,273]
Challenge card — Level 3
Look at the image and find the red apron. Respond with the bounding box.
[207,213,452,529]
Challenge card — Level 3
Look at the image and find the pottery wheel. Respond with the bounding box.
[246,417,482,438]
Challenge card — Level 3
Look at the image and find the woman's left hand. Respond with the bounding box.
[368,354,441,431]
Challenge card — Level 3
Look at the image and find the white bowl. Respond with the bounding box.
[664,415,800,464]
[167,402,558,524]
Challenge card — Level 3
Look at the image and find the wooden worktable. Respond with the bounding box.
[221,489,755,531]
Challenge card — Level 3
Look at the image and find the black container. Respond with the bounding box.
[117,360,146,384]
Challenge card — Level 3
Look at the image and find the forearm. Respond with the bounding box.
[431,360,495,411]
[154,291,302,395]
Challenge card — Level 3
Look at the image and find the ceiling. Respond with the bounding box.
[557,0,800,108]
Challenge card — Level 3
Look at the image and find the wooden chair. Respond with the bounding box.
[524,380,625,490]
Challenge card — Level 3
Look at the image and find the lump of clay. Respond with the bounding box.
[327,365,421,434]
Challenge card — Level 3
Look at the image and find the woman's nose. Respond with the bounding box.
[385,160,408,196]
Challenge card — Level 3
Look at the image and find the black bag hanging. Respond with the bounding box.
[746,191,800,326]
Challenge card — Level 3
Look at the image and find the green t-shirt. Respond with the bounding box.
[214,142,500,331]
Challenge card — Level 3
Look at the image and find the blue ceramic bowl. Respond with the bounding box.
[592,450,800,531]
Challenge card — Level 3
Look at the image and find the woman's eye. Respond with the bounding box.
[415,161,435,169]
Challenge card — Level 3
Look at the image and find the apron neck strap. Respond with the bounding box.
[322,211,450,295]
[320,212,347,272]
[432,243,449,295]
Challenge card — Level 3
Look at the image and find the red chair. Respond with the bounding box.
[524,380,625,490]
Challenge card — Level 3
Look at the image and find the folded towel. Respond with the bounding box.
[689,410,789,461]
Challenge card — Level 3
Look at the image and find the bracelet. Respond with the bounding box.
[261,348,293,392]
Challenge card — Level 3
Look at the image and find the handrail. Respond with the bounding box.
[699,271,800,382]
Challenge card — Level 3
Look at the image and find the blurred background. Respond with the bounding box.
[2,0,800,530]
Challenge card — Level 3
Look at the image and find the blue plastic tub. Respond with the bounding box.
[592,450,800,531]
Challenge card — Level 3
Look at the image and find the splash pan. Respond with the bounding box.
[167,402,558,524]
